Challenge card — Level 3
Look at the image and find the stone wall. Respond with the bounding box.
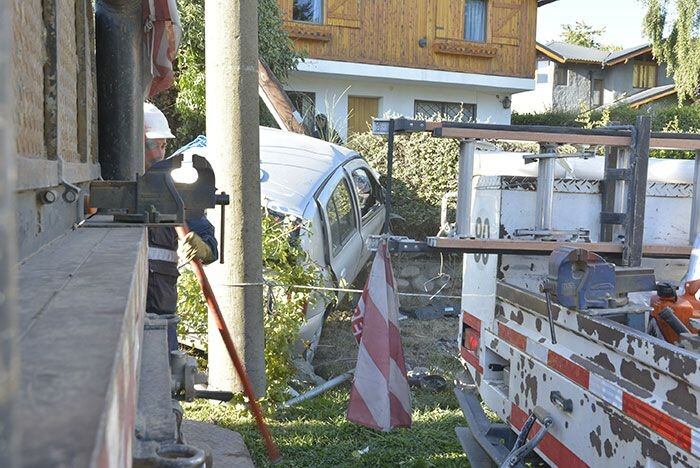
[11,0,100,258]
[393,252,464,311]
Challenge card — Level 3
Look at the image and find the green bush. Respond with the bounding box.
[515,104,700,159]
[176,212,327,406]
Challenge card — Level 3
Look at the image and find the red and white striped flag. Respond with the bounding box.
[347,241,412,431]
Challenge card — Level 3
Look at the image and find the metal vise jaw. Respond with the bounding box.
[542,247,617,310]
[542,246,656,310]
[89,153,226,225]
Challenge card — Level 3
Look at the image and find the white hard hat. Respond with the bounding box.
[144,102,175,139]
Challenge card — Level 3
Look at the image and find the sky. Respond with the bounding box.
[537,0,648,49]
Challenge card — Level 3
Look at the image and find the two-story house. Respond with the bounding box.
[278,0,557,138]
[512,41,676,113]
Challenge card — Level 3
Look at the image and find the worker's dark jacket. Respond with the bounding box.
[146,217,218,315]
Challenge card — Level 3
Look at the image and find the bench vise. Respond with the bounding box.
[89,153,228,225]
[542,246,656,310]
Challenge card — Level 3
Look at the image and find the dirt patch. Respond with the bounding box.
[313,309,462,380]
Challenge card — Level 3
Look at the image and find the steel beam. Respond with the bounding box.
[456,139,475,237]
[623,116,651,267]
[426,237,691,259]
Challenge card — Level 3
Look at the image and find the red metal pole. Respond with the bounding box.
[176,226,281,463]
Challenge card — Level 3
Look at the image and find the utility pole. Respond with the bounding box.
[205,0,266,396]
[0,0,20,464]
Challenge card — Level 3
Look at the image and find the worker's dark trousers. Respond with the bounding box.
[146,270,179,353]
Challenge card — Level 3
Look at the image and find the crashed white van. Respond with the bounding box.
[260,127,386,355]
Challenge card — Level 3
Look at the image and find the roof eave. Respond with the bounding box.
[605,45,653,66]
[536,43,566,63]
[629,87,677,109]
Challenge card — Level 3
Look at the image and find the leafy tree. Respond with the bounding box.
[560,21,606,48]
[643,0,700,102]
[155,0,304,146]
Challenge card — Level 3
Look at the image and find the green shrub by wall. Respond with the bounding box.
[177,213,327,406]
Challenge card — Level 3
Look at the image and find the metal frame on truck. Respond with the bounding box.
[371,117,700,467]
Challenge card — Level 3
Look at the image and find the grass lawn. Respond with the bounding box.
[185,312,470,467]
[185,384,468,467]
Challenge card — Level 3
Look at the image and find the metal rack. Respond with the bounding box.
[371,117,700,266]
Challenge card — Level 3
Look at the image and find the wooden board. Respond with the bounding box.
[426,237,692,258]
[429,122,700,150]
[279,0,538,79]
[258,60,307,134]
[348,96,379,135]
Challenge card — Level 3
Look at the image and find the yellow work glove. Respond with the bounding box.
[179,232,214,264]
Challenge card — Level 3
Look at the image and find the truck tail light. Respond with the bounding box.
[460,312,483,373]
[463,325,480,353]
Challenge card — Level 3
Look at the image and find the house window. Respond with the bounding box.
[287,91,316,133]
[326,179,356,256]
[414,100,476,122]
[464,0,487,42]
[536,73,549,84]
[293,0,323,24]
[633,62,657,89]
[592,79,604,106]
[554,66,568,86]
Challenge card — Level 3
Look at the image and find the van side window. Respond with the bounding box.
[351,168,381,220]
[326,179,356,256]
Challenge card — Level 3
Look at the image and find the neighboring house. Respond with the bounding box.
[512,41,676,113]
[278,0,557,139]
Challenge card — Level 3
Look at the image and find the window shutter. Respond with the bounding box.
[435,0,464,40]
[326,0,360,28]
[491,0,523,46]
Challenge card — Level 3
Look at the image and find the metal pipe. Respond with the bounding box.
[176,225,280,463]
[0,0,20,463]
[690,150,700,243]
[95,0,147,181]
[280,370,354,408]
[384,119,396,233]
[456,139,476,237]
[535,144,556,230]
[614,147,630,240]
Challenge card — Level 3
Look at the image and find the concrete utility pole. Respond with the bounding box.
[0,0,20,464]
[205,0,266,396]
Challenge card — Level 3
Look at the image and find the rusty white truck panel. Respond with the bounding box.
[457,175,699,466]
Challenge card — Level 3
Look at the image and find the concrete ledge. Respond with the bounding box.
[181,420,255,468]
[17,227,147,467]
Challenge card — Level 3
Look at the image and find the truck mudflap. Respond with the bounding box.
[458,282,700,467]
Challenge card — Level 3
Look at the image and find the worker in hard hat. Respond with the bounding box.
[144,102,218,351]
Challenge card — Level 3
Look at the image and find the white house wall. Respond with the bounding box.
[511,59,555,113]
[285,73,516,138]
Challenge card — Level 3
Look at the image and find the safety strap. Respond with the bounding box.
[148,247,178,263]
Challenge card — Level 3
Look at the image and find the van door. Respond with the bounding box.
[316,170,364,284]
[344,160,386,266]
